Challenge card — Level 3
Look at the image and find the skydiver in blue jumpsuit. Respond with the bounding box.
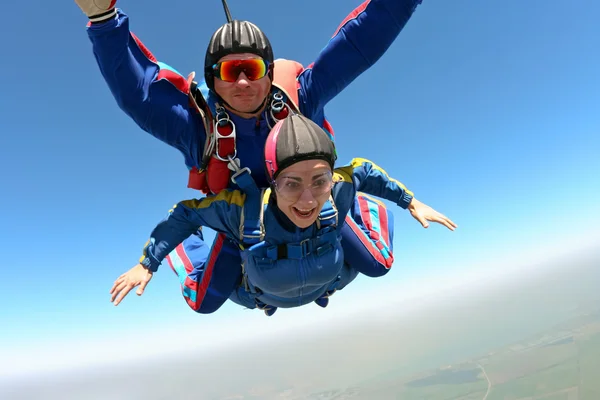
[74,0,428,313]
[109,115,456,315]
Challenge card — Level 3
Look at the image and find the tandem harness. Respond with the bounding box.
[228,162,342,316]
[185,59,332,196]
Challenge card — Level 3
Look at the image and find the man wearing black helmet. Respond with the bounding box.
[204,20,274,118]
[74,0,433,314]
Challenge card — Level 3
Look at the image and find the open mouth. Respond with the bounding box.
[293,207,316,219]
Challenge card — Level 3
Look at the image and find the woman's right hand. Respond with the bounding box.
[110,263,153,306]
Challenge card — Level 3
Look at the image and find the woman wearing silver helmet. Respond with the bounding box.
[110,114,456,316]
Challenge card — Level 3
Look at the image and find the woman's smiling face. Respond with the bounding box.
[273,159,334,228]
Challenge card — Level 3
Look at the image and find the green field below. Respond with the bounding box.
[368,312,600,400]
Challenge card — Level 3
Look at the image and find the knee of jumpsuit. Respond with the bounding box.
[339,198,396,278]
[167,232,244,314]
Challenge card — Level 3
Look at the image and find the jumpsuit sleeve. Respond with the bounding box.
[335,158,414,209]
[85,10,204,168]
[298,0,423,116]
[139,191,245,272]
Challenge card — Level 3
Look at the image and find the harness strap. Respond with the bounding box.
[263,198,339,260]
[271,59,304,110]
[231,167,265,247]
[316,197,338,229]
[266,229,338,260]
[238,192,340,316]
[213,105,236,161]
[188,78,215,168]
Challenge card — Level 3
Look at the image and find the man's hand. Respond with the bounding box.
[74,0,117,23]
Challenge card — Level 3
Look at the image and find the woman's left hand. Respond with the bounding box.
[408,198,457,231]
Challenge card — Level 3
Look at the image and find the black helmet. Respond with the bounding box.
[264,114,337,181]
[204,20,274,91]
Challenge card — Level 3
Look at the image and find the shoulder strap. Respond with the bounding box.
[187,73,216,170]
[188,73,214,120]
[232,168,265,247]
[316,196,338,232]
[272,59,304,112]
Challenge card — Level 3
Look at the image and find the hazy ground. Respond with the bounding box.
[1,248,599,400]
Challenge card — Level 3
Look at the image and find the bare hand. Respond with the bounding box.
[109,263,153,306]
[408,198,457,231]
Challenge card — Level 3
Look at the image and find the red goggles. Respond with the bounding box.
[210,59,270,82]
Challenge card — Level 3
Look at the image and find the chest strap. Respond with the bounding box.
[265,229,338,260]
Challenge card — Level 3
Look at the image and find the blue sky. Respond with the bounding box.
[1,0,599,376]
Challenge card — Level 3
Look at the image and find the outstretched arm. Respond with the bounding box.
[77,3,204,167]
[298,0,423,116]
[336,158,414,209]
[334,158,457,230]
[109,191,245,306]
[139,191,245,272]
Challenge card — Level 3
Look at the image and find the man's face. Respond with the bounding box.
[212,53,271,116]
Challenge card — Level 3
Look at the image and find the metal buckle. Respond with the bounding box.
[231,166,251,185]
[242,232,263,241]
[319,211,337,222]
[300,237,312,256]
[214,107,237,161]
[267,91,290,129]
[227,155,251,185]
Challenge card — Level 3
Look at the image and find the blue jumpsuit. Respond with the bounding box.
[86,0,423,312]
[140,159,414,313]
